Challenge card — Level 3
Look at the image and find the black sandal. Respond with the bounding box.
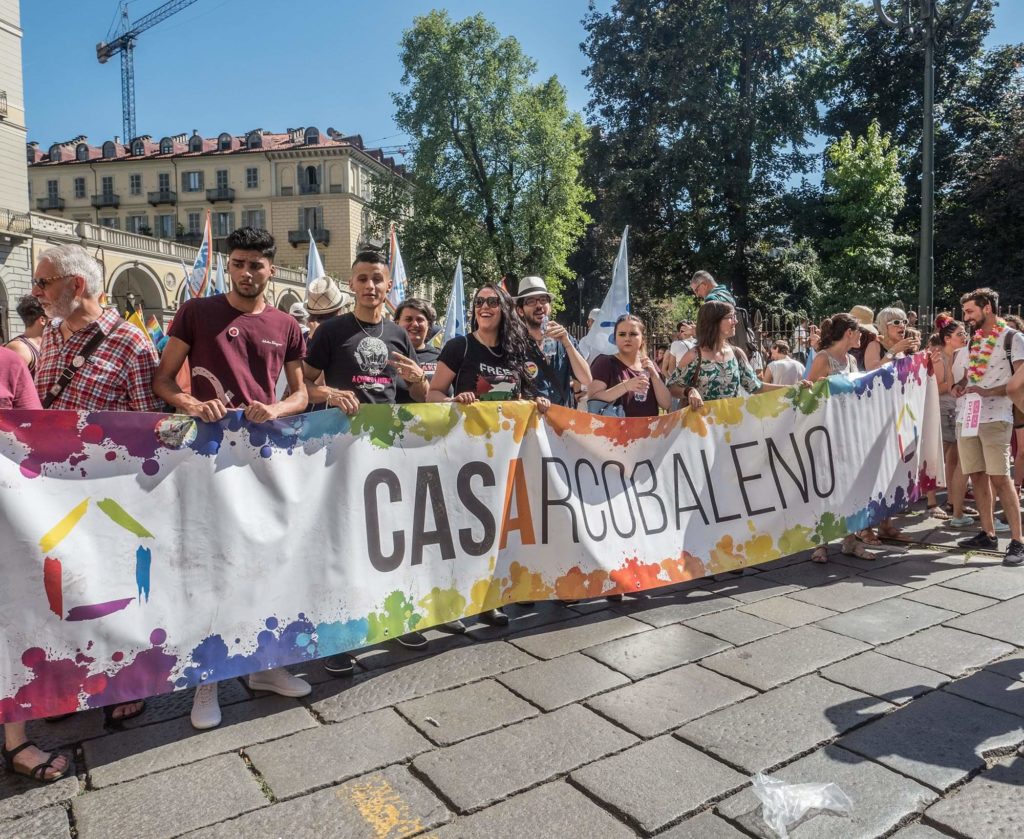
[1,741,71,783]
[103,699,147,728]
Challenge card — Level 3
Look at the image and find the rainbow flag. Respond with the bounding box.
[145,314,165,346]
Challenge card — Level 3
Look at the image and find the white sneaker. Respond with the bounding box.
[247,667,311,698]
[191,683,221,730]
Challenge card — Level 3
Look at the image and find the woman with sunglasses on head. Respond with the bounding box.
[588,314,672,416]
[428,283,550,626]
[666,301,802,410]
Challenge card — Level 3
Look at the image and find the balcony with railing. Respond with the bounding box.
[37,196,65,211]
[148,190,177,206]
[288,228,330,246]
[91,193,120,209]
[175,232,203,247]
[206,187,235,203]
[299,183,321,195]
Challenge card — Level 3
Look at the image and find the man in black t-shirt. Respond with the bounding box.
[302,252,431,670]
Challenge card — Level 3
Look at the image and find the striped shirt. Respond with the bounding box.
[36,307,162,412]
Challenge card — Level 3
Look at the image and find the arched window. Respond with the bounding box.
[305,165,318,185]
[76,143,89,161]
[160,137,173,154]
[218,132,232,151]
[304,127,319,145]
[246,132,262,149]
[49,145,62,162]
[132,139,145,156]
[189,135,203,153]
[102,141,117,159]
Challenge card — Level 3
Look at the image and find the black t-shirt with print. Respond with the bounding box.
[396,343,441,405]
[438,334,521,401]
[305,312,415,404]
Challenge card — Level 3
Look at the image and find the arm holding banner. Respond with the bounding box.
[244,360,307,422]
[302,361,360,415]
[154,337,228,422]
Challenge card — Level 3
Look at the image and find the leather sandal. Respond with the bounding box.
[856,529,882,546]
[842,535,874,559]
[811,546,829,563]
[103,700,146,728]
[1,741,70,784]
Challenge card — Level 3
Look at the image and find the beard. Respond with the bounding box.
[42,282,80,320]
[234,281,266,300]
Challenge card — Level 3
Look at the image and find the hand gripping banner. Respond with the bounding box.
[0,356,941,722]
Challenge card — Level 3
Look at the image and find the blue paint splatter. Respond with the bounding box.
[135,545,152,602]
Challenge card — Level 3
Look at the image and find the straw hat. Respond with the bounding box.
[306,277,345,316]
[848,305,878,335]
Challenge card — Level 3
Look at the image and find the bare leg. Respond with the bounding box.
[945,442,968,517]
[991,474,1023,542]
[3,722,69,780]
[971,472,995,535]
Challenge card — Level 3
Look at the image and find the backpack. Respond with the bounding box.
[729,305,755,357]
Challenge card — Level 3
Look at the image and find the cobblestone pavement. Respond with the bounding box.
[3,510,1023,838]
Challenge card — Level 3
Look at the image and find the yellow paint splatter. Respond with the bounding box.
[485,442,494,458]
[417,587,467,626]
[502,561,554,603]
[340,775,426,838]
[407,405,461,441]
[681,408,709,437]
[743,533,780,564]
[707,397,744,427]
[779,524,815,554]
[39,498,89,553]
[708,534,742,574]
[468,556,506,612]
[745,388,791,419]
[461,404,502,438]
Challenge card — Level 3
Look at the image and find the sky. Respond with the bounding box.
[21,0,1024,156]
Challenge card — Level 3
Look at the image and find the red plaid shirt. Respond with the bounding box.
[36,308,162,412]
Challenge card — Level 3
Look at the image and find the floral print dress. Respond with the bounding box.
[667,354,763,400]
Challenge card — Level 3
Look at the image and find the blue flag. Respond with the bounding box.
[581,226,630,357]
[436,256,466,347]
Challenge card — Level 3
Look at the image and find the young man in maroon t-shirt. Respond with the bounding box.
[152,227,311,730]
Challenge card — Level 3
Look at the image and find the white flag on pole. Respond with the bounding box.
[211,252,225,296]
[388,224,408,308]
[581,225,630,358]
[437,256,466,347]
[306,230,326,289]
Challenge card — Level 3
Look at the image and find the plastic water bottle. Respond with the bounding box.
[540,315,557,359]
[633,373,649,402]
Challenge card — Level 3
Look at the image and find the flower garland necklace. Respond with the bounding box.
[967,318,1006,384]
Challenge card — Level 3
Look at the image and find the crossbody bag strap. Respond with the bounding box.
[41,321,120,409]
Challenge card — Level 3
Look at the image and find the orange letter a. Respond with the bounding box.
[499,458,536,549]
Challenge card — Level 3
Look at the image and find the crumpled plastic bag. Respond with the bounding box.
[750,772,854,838]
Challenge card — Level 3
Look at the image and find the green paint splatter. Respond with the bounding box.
[408,404,461,441]
[418,587,467,626]
[350,405,413,449]
[366,590,421,643]
[745,388,791,419]
[790,380,829,416]
[779,524,815,554]
[815,512,847,543]
[96,498,153,538]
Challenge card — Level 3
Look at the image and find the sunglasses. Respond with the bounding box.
[32,274,73,290]
[889,319,908,327]
[474,296,501,309]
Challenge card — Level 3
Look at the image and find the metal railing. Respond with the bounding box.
[36,196,65,211]
[147,190,177,205]
[206,187,235,203]
[299,183,321,195]
[288,228,330,246]
[91,193,120,209]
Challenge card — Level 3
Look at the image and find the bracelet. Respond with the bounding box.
[408,372,426,384]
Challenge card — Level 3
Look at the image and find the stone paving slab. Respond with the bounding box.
[939,566,1024,600]
[463,601,584,640]
[586,664,756,739]
[247,707,431,800]
[787,576,912,612]
[878,626,1016,677]
[610,588,741,627]
[737,595,838,628]
[656,810,749,838]
[922,754,1024,838]
[683,608,787,645]
[182,764,451,839]
[353,628,474,671]
[582,623,731,679]
[829,549,908,571]
[571,735,746,834]
[310,641,536,723]
[838,690,1024,792]
[820,651,948,705]
[699,575,802,604]
[411,704,637,813]
[946,595,1024,646]
[495,652,629,710]
[72,753,265,839]
[396,679,538,745]
[83,695,315,788]
[430,780,635,839]
[986,655,1024,682]
[507,614,650,660]
[0,768,79,822]
[699,625,870,690]
[757,561,859,589]
[856,553,975,590]
[716,744,937,839]
[0,806,71,839]
[902,585,999,614]
[889,823,954,838]
[814,597,954,645]
[943,669,1024,719]
[676,675,891,774]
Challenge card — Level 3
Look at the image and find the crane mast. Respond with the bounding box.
[96,0,200,142]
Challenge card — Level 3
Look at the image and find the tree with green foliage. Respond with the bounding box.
[820,120,913,309]
[363,11,591,306]
[581,0,843,308]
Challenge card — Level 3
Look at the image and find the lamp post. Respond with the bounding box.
[873,0,976,318]
[574,275,586,328]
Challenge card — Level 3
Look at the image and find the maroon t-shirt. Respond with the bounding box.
[169,294,304,406]
[0,346,42,409]
[590,354,658,417]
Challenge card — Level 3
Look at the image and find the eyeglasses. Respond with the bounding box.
[474,296,501,309]
[527,296,552,306]
[888,319,908,327]
[32,274,73,290]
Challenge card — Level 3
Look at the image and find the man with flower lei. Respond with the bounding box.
[951,287,1024,565]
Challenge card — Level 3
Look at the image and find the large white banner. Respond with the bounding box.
[0,356,940,722]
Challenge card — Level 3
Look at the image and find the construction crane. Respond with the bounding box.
[96,0,200,142]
